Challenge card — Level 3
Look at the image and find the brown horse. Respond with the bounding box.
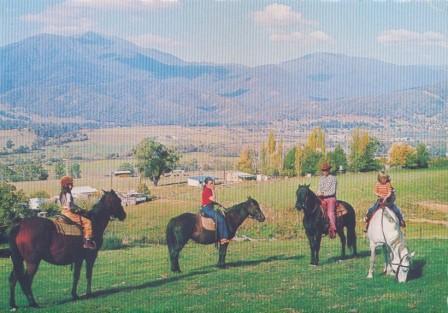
[6,190,126,310]
[166,197,265,272]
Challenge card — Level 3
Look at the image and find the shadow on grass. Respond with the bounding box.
[325,250,370,264]
[56,269,212,305]
[407,259,426,281]
[225,254,303,268]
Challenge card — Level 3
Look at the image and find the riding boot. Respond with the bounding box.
[83,238,97,250]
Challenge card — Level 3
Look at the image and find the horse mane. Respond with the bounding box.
[86,192,110,221]
[224,199,250,214]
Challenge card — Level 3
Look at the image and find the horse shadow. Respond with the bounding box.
[56,269,212,305]
[224,254,303,268]
[407,259,426,281]
[325,250,370,264]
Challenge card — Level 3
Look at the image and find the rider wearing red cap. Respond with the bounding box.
[59,176,96,249]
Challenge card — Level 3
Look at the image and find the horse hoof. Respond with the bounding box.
[10,307,17,312]
[72,294,79,300]
[217,264,228,269]
[367,274,373,279]
[30,303,39,308]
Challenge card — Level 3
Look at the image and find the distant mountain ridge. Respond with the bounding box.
[0,32,447,126]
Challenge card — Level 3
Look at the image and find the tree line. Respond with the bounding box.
[236,128,432,176]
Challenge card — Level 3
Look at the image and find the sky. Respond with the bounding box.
[1,0,448,66]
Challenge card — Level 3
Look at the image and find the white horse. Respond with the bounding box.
[366,206,414,283]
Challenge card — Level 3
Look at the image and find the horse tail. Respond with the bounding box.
[342,201,357,255]
[8,224,25,277]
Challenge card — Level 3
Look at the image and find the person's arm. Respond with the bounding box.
[316,178,323,196]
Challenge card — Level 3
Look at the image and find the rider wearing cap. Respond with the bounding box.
[316,163,337,239]
[200,177,230,245]
[59,176,96,250]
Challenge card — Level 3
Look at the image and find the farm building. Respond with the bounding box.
[71,186,98,199]
[225,171,256,182]
[113,170,132,177]
[187,175,217,187]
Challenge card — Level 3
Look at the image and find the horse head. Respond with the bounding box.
[245,196,265,222]
[395,251,415,283]
[101,189,126,221]
[295,184,311,211]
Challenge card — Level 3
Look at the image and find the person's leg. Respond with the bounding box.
[80,216,96,249]
[201,205,227,242]
[390,204,405,227]
[326,197,337,238]
[364,201,379,232]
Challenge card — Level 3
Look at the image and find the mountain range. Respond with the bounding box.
[0,32,447,127]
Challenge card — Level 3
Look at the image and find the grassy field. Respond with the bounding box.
[2,168,447,312]
[0,239,446,313]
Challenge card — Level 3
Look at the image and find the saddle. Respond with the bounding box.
[319,201,349,232]
[53,215,83,237]
[196,213,216,232]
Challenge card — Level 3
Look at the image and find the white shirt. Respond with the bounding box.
[317,175,337,197]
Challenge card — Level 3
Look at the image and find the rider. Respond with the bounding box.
[316,163,337,239]
[200,177,230,245]
[59,176,96,250]
[364,171,405,231]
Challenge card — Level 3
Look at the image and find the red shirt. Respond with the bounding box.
[201,187,213,206]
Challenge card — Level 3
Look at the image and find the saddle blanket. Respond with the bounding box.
[197,214,216,231]
[53,218,82,237]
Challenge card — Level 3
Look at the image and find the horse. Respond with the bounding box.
[366,206,414,283]
[295,184,357,265]
[6,189,126,310]
[166,197,265,272]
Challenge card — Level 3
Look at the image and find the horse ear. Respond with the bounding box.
[102,189,107,194]
[307,184,311,188]
[247,196,252,200]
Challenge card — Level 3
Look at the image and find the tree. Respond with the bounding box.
[0,183,31,231]
[283,147,296,177]
[134,138,179,186]
[69,162,81,178]
[300,148,323,176]
[306,128,326,154]
[349,129,380,172]
[295,145,305,176]
[6,139,14,150]
[328,144,348,173]
[236,147,255,174]
[388,143,415,167]
[415,143,430,168]
[259,131,283,176]
[54,161,66,179]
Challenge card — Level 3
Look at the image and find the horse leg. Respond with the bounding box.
[9,270,18,310]
[217,243,229,268]
[23,261,40,307]
[167,222,190,273]
[367,243,376,279]
[382,246,392,275]
[347,225,357,257]
[337,228,346,259]
[315,235,322,265]
[85,255,97,297]
[71,260,83,300]
[306,232,316,265]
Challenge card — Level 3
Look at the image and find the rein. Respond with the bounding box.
[380,208,410,278]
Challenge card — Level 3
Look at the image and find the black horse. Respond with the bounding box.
[166,197,265,272]
[295,184,357,265]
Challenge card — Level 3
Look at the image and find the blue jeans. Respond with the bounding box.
[201,204,229,240]
[367,200,404,222]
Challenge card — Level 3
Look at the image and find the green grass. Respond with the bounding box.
[0,239,446,312]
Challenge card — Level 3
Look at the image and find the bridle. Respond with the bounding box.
[380,207,411,280]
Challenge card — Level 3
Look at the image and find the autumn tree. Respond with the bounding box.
[306,128,326,154]
[349,129,380,172]
[260,131,283,176]
[236,147,255,174]
[388,143,415,167]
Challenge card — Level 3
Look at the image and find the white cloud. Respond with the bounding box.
[253,3,317,27]
[22,6,95,35]
[377,29,448,48]
[129,33,182,49]
[22,0,178,35]
[72,0,178,10]
[270,31,332,44]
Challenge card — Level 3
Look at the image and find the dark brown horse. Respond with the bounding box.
[6,190,126,310]
[166,197,265,272]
